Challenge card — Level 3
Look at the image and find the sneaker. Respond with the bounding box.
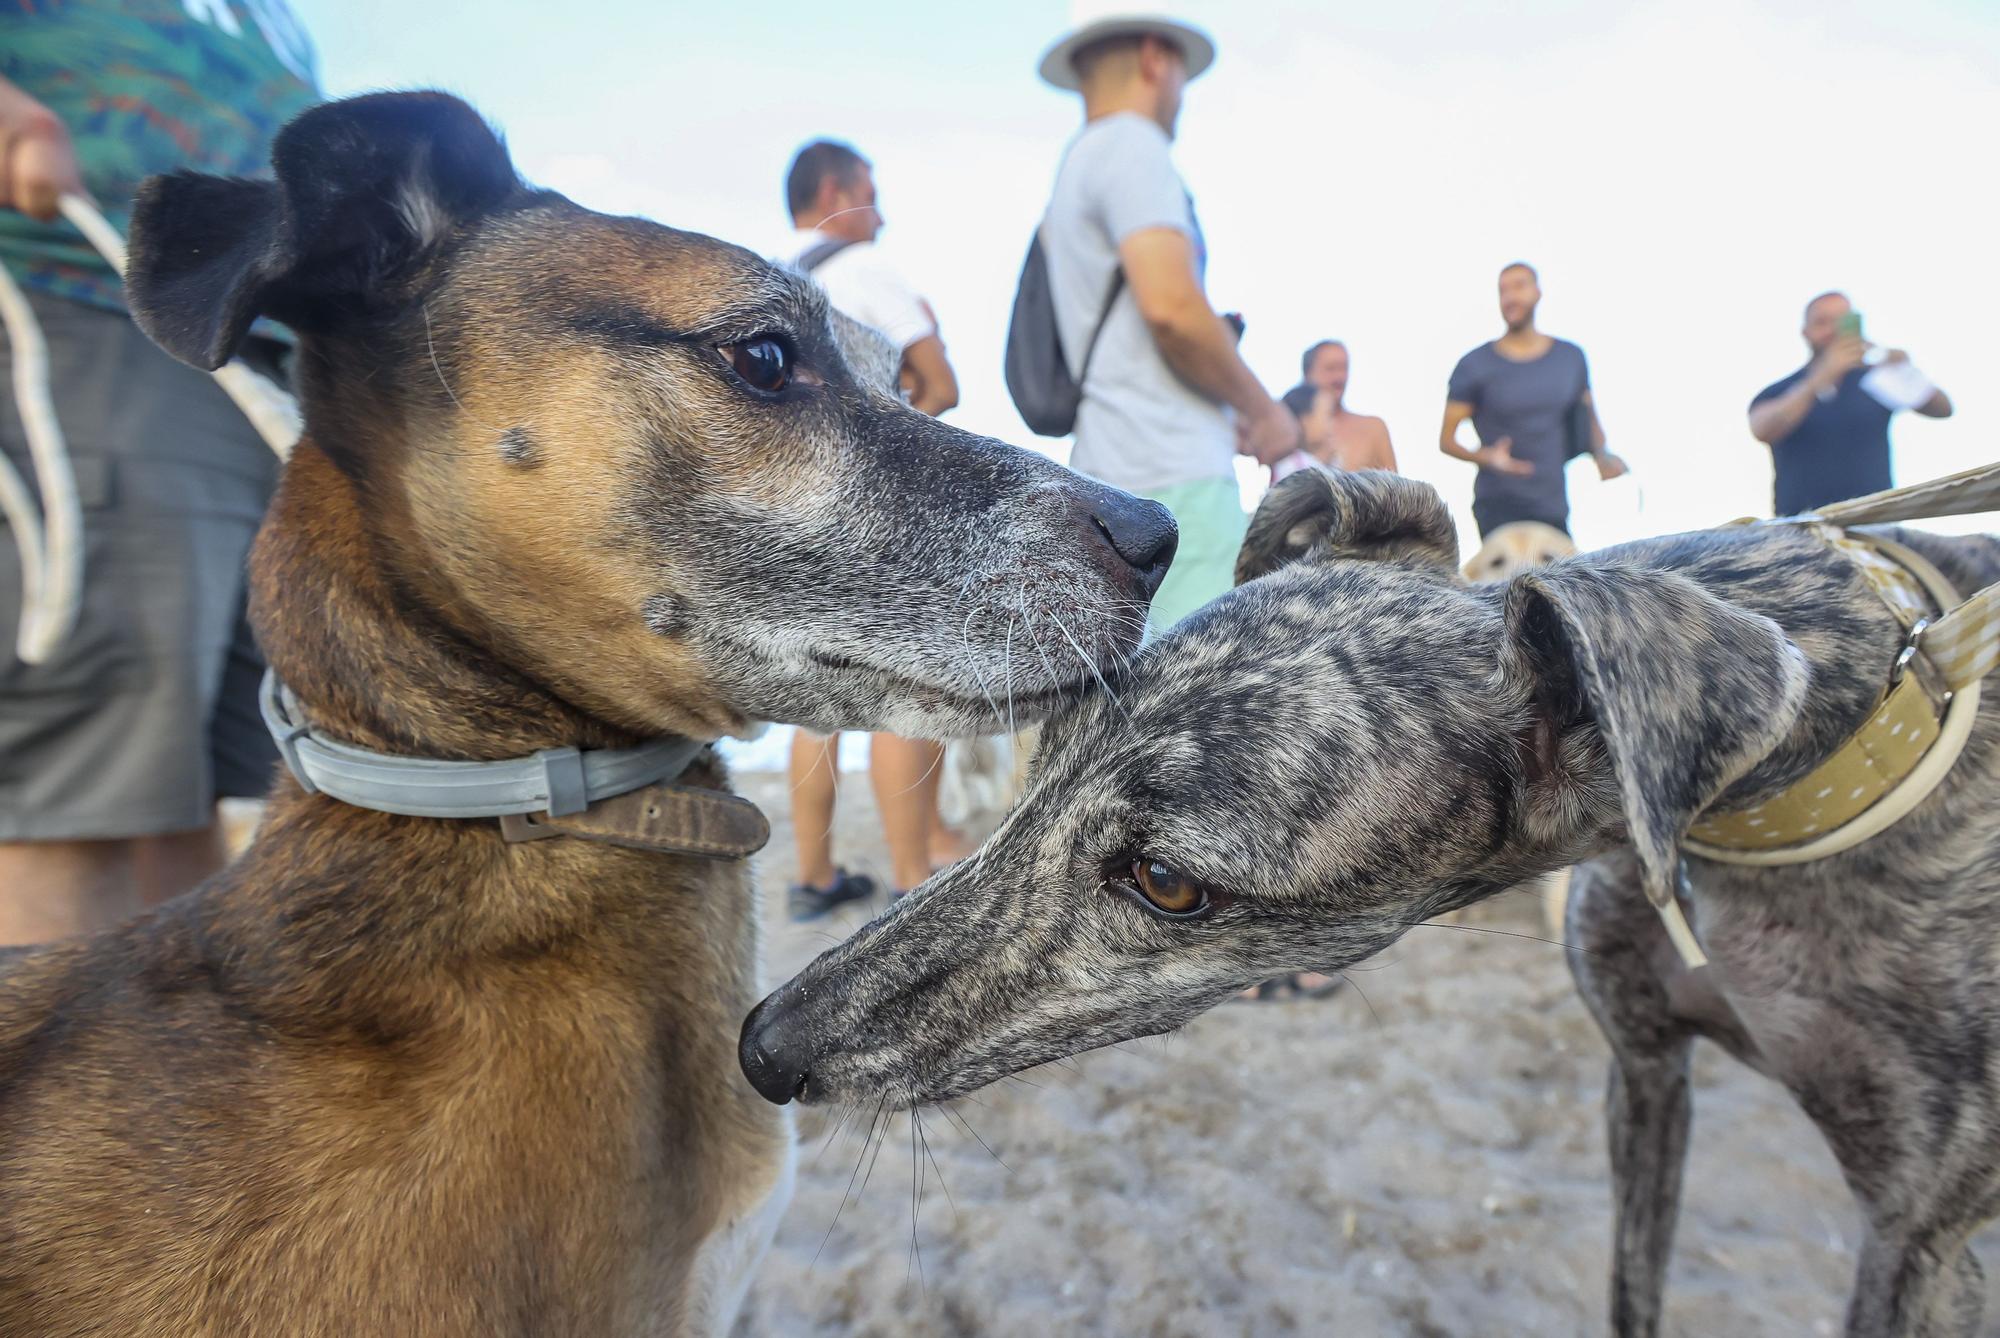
[788,869,878,920]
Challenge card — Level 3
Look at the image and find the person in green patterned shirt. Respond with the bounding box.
[0,1,319,944]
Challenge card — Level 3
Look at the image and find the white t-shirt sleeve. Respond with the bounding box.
[818,248,937,351]
[1087,118,1193,244]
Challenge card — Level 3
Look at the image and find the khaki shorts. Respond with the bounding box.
[0,290,281,841]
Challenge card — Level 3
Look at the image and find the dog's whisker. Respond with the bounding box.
[1337,971,1381,1026]
[1022,613,1068,703]
[957,604,1007,727]
[937,1101,1010,1174]
[855,1095,895,1205]
[420,302,505,442]
[1049,612,1132,723]
[787,737,841,799]
[906,1107,926,1292]
[1003,617,1018,738]
[811,1102,861,1168]
[1401,920,1599,956]
[812,1097,884,1271]
[915,1108,959,1225]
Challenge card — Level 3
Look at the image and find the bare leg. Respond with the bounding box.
[132,824,227,907]
[788,731,840,890]
[927,815,975,873]
[869,733,943,894]
[0,840,141,946]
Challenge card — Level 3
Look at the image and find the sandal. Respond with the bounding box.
[787,868,878,921]
[1234,973,1343,1003]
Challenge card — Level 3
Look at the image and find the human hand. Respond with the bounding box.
[1882,348,1909,366]
[1594,451,1630,482]
[0,83,84,222]
[1807,334,1867,392]
[1475,436,1534,477]
[1236,399,1303,466]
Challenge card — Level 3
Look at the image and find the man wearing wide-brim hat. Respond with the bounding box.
[1032,10,1299,633]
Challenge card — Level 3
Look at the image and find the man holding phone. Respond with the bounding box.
[1749,290,1954,515]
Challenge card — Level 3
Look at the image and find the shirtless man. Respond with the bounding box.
[1279,340,1396,475]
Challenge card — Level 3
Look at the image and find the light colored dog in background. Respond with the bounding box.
[1463,519,1578,581]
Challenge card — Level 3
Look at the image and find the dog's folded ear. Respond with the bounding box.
[1235,469,1459,585]
[127,91,520,370]
[1506,562,1810,917]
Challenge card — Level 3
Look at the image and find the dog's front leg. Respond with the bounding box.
[1602,1045,1693,1338]
[1845,1225,1985,1338]
[1567,853,1696,1338]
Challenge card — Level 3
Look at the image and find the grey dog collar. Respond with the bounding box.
[258,670,705,820]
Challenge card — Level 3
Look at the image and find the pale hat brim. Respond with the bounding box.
[1037,15,1217,92]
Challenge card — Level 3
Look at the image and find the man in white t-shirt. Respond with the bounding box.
[1036,14,1299,632]
[783,140,957,414]
[780,139,968,918]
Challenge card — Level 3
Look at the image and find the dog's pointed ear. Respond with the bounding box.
[1505,562,1811,917]
[1235,469,1459,585]
[126,91,519,370]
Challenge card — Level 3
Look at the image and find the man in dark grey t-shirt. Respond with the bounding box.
[1440,262,1627,537]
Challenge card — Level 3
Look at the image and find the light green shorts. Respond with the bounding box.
[1139,475,1248,636]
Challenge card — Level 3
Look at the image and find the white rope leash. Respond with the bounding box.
[0,250,81,663]
[3,195,300,665]
[58,195,302,457]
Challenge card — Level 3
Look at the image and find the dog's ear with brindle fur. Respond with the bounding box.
[1504,561,1811,914]
[1234,469,1459,585]
[126,91,519,371]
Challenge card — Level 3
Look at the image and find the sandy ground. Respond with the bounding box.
[730,770,2000,1337]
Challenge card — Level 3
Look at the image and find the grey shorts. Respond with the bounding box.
[0,290,282,841]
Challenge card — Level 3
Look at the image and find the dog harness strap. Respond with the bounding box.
[1916,587,2000,693]
[1804,460,2000,694]
[258,670,707,821]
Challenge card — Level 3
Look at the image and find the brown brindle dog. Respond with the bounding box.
[0,93,1173,1336]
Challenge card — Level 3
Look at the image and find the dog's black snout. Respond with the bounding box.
[1081,488,1178,598]
[738,994,813,1106]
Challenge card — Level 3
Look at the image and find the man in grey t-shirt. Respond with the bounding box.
[1035,13,1298,631]
[1440,262,1628,537]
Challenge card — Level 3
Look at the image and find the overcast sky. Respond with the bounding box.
[294,0,1998,551]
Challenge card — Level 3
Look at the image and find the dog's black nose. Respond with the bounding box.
[739,994,813,1105]
[1078,484,1178,598]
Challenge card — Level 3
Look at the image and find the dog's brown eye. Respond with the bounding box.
[1131,858,1207,916]
[725,337,789,393]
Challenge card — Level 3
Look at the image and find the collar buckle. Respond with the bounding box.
[1890,616,1953,711]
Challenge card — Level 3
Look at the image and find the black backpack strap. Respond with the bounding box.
[1075,269,1125,385]
[795,237,859,273]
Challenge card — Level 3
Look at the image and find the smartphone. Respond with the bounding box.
[1837,311,1864,341]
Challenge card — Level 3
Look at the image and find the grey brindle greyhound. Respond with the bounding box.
[743,468,2000,1337]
